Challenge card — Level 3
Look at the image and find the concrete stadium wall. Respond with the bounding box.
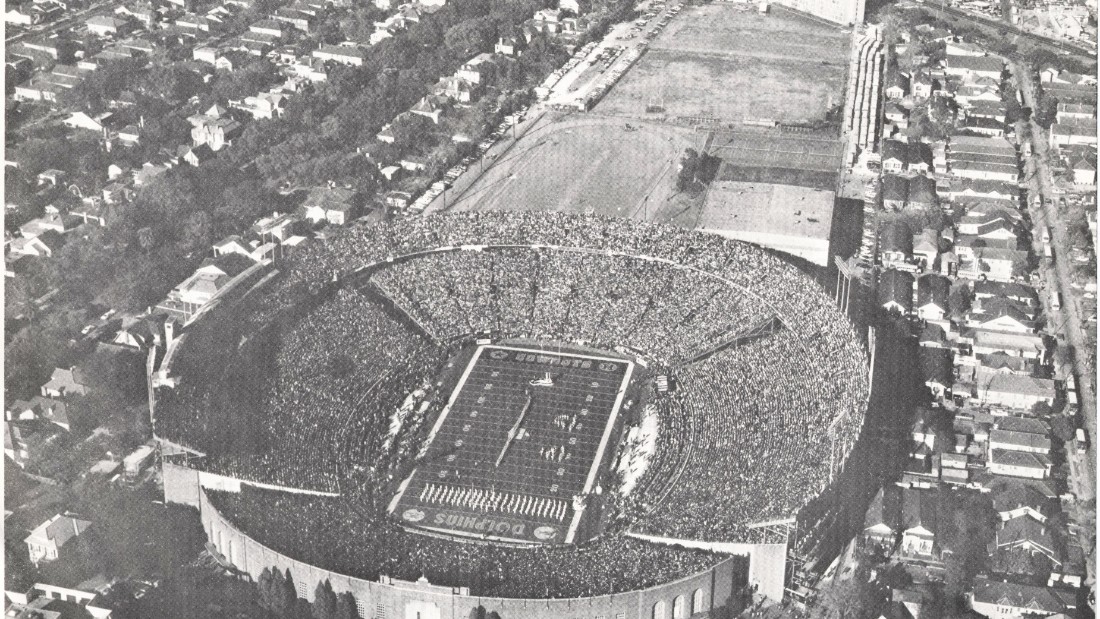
[194,485,749,619]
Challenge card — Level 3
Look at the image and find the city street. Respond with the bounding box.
[1011,60,1096,506]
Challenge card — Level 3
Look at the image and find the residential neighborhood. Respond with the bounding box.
[3,0,1095,612]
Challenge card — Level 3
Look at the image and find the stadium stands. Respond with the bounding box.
[157,211,869,598]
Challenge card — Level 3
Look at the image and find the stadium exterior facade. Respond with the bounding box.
[163,462,782,618]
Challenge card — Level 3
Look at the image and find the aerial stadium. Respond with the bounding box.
[152,211,870,619]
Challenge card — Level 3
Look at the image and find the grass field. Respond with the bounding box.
[445,114,698,218]
[596,4,849,123]
[393,345,633,545]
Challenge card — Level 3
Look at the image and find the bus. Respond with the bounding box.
[1042,226,1052,243]
[1044,244,1053,260]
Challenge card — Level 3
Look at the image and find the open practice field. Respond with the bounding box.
[596,5,850,123]
[445,114,697,218]
[709,128,844,190]
[391,345,634,545]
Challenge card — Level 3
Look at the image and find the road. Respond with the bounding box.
[6,0,114,44]
[913,0,1096,61]
[1011,59,1096,507]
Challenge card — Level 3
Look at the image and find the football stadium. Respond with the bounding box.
[154,211,870,618]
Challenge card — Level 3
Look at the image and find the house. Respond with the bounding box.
[962,116,1005,138]
[25,513,92,566]
[912,228,940,269]
[409,95,447,124]
[886,72,910,100]
[989,429,1051,455]
[881,220,912,267]
[992,481,1053,522]
[273,7,313,31]
[965,99,1007,123]
[988,449,1051,479]
[885,101,908,128]
[882,140,933,173]
[957,210,1018,238]
[966,297,1035,333]
[20,214,76,238]
[435,76,476,103]
[117,125,141,145]
[919,347,952,400]
[1049,117,1096,147]
[4,583,114,618]
[87,15,128,37]
[919,322,949,349]
[945,54,1002,80]
[968,576,1073,619]
[975,372,1055,410]
[212,235,252,257]
[495,35,526,56]
[8,232,64,258]
[973,281,1038,308]
[957,247,1027,283]
[1064,146,1096,185]
[231,92,286,120]
[301,186,361,226]
[863,485,902,547]
[949,149,1018,183]
[457,52,497,85]
[399,156,428,172]
[176,13,214,31]
[882,175,909,211]
[898,489,941,559]
[916,274,950,321]
[966,328,1046,360]
[879,269,914,315]
[41,367,87,398]
[102,182,131,205]
[36,169,67,187]
[7,396,70,431]
[184,144,216,166]
[188,104,243,151]
[1057,102,1095,122]
[63,111,112,132]
[249,19,283,38]
[978,353,1037,375]
[911,71,935,98]
[312,44,366,66]
[907,175,938,210]
[385,191,413,209]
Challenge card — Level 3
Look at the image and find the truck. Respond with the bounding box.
[1051,291,1062,311]
[1075,428,1088,455]
[123,444,155,481]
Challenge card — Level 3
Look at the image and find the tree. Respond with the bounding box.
[313,580,338,619]
[676,148,699,191]
[334,592,359,619]
[1033,93,1059,129]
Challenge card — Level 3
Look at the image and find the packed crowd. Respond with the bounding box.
[636,330,868,540]
[166,289,447,492]
[160,211,868,592]
[207,486,736,599]
[371,247,774,364]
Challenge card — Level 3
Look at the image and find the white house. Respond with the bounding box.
[25,514,92,566]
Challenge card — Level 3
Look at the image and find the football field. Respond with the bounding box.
[391,345,634,545]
